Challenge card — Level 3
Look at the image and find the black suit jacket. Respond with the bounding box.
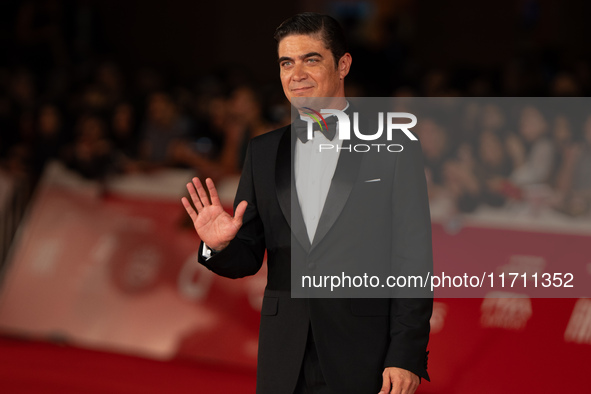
[198,123,433,394]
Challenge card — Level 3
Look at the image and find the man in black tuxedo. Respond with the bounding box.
[182,13,432,394]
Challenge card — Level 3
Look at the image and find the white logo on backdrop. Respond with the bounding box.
[430,302,448,334]
[480,292,532,330]
[564,298,591,345]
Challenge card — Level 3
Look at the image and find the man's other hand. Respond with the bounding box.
[181,177,247,251]
[378,367,419,394]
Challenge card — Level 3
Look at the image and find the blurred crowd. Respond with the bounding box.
[0,0,293,189]
[0,62,291,184]
[411,100,591,218]
[1,60,590,218]
[0,0,590,220]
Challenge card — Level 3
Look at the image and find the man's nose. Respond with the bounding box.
[292,62,307,81]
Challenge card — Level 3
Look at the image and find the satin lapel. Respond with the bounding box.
[275,125,311,252]
[310,138,363,251]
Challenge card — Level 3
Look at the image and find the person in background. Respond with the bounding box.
[507,105,554,186]
[31,103,65,178]
[62,113,112,180]
[110,102,140,173]
[138,91,190,169]
[553,114,591,216]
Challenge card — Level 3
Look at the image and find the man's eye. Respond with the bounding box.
[281,61,292,68]
[307,58,319,63]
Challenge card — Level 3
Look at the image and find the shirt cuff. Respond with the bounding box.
[201,243,218,260]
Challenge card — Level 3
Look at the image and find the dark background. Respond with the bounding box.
[2,0,590,92]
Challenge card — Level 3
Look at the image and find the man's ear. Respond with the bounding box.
[338,53,352,80]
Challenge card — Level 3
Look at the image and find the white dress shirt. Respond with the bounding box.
[294,113,344,243]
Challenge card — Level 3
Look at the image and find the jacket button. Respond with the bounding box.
[307,262,316,270]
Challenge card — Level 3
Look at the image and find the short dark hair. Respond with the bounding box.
[274,12,348,68]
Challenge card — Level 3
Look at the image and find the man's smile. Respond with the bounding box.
[291,86,314,93]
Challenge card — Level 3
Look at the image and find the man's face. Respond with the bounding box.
[278,34,351,107]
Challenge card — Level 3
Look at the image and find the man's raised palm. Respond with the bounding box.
[181,177,247,251]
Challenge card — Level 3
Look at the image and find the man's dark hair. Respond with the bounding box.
[274,13,348,68]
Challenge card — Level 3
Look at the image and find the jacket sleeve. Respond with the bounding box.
[198,141,266,279]
[383,137,433,381]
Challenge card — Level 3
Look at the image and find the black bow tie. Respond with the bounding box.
[293,116,338,143]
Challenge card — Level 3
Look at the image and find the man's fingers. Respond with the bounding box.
[408,380,419,394]
[233,200,248,225]
[387,379,403,394]
[378,371,391,394]
[181,197,198,221]
[206,178,222,206]
[186,182,203,212]
[193,177,211,207]
[380,368,419,394]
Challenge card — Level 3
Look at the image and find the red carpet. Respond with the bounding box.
[0,336,257,393]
